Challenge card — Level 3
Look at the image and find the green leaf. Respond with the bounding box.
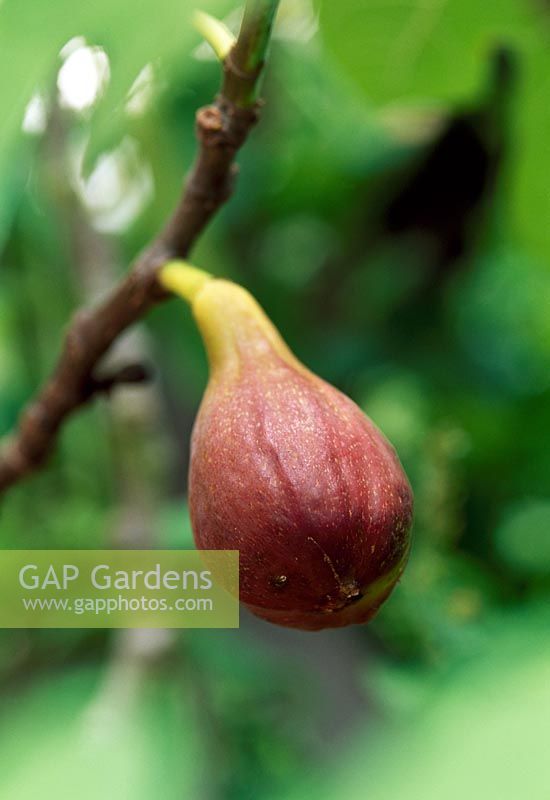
[317,0,550,263]
[318,0,537,106]
[0,0,233,227]
[508,44,550,263]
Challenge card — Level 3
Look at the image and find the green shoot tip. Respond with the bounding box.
[194,10,236,61]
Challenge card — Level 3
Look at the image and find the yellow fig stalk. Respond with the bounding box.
[161,262,413,630]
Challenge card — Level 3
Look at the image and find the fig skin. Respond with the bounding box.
[161,264,413,630]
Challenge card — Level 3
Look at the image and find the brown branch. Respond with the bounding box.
[0,1,280,496]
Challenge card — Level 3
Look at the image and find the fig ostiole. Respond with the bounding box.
[160,261,413,631]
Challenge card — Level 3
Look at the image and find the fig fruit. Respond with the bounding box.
[161,262,413,630]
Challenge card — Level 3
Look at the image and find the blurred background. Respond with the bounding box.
[0,0,549,797]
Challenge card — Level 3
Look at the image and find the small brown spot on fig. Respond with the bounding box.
[346,590,364,606]
[339,579,361,600]
[270,574,288,589]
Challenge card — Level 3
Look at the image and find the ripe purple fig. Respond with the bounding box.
[161,263,413,630]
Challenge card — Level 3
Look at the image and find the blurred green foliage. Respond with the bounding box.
[0,0,549,798]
